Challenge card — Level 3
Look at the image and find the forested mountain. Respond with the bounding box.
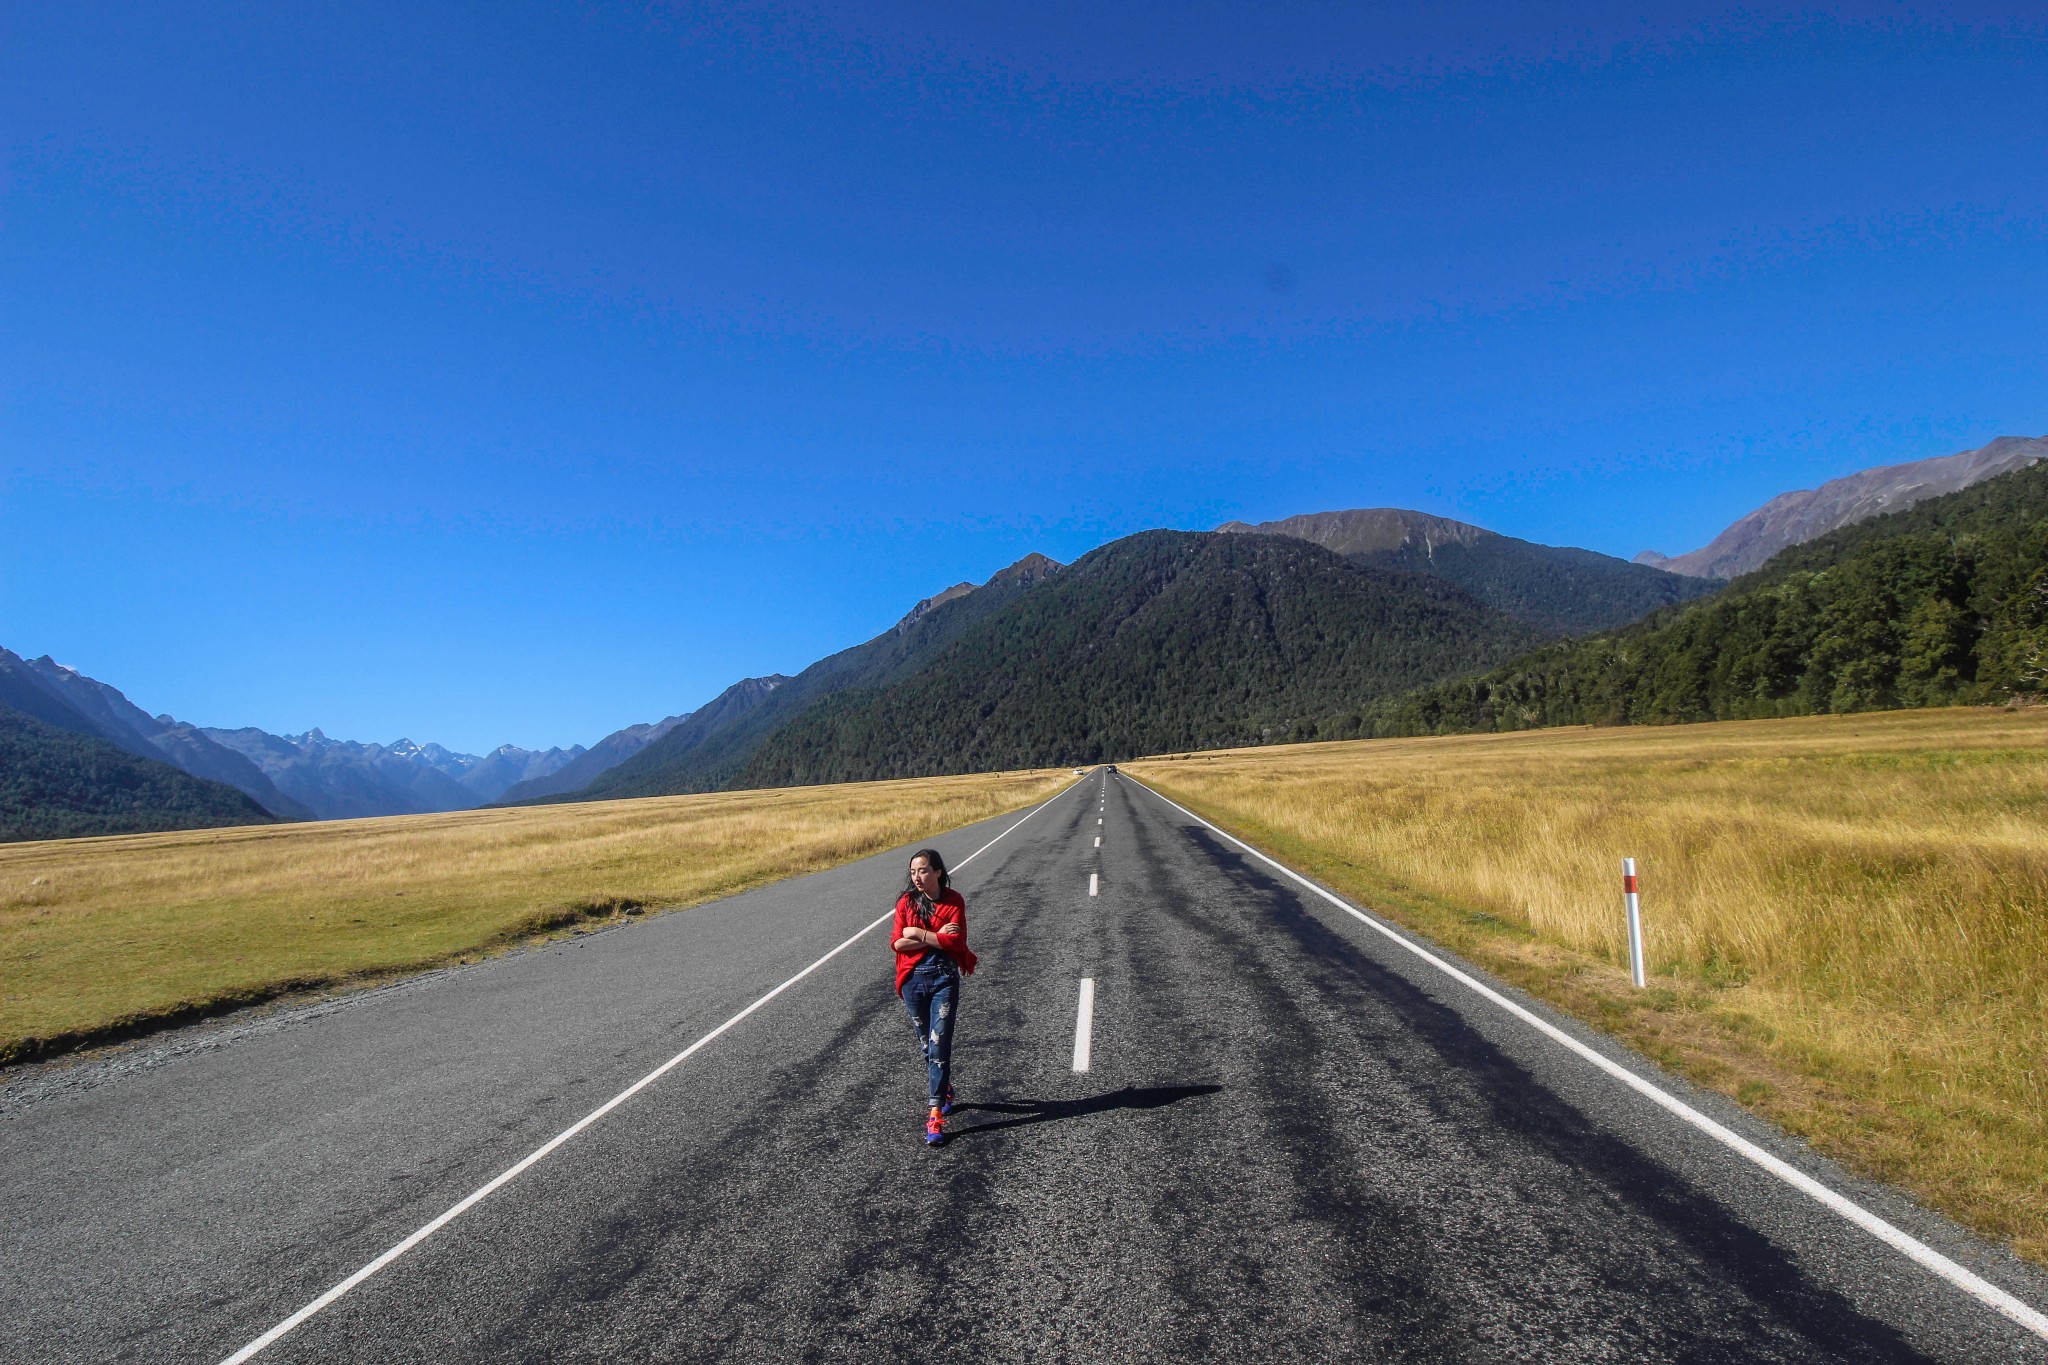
[1636,433,2046,579]
[1356,459,2048,738]
[738,531,1544,786]
[0,704,277,842]
[0,650,312,819]
[561,552,1066,800]
[1220,508,1717,636]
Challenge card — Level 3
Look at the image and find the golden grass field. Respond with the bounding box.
[0,769,1071,1064]
[1126,707,2048,1265]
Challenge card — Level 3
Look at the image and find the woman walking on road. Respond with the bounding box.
[893,848,977,1146]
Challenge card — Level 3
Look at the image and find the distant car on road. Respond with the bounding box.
[1105,764,1118,773]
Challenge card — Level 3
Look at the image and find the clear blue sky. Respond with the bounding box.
[3,2,2044,753]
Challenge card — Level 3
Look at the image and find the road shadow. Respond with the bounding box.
[947,1083,1221,1138]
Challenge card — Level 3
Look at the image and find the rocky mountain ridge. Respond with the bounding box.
[1219,509,1718,637]
[1373,457,2048,736]
[1636,434,2048,579]
[1218,508,1489,557]
[232,729,463,817]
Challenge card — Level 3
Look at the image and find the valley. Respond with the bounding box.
[0,766,1068,1065]
[7,433,2040,844]
[14,18,2047,1354]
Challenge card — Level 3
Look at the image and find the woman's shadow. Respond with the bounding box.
[947,1084,1221,1138]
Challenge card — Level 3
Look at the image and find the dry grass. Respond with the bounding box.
[1126,708,2048,1264]
[0,769,1071,1062]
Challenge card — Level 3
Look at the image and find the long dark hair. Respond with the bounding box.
[901,847,950,911]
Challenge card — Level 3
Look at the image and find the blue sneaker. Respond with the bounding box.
[924,1106,947,1145]
[941,1084,957,1116]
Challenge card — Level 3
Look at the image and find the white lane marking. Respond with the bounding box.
[1130,781,2048,1342]
[217,781,1085,1364]
[1095,836,1101,848]
[1098,817,1103,825]
[1088,872,1099,897]
[1072,978,1095,1072]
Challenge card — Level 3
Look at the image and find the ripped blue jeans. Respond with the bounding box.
[901,956,960,1107]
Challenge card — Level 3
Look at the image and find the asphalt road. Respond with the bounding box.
[4,772,2046,1363]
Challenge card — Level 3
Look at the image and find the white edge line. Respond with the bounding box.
[1072,977,1095,1072]
[1124,775,2048,1342]
[219,778,1084,1365]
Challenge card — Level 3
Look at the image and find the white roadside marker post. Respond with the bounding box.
[1622,857,1646,988]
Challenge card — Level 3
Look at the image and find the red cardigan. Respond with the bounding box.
[892,889,977,994]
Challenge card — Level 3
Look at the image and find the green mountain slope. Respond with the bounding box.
[1355,460,2048,737]
[0,704,279,842]
[1351,536,1718,635]
[739,531,1546,786]
[568,553,1065,799]
[1220,508,1718,636]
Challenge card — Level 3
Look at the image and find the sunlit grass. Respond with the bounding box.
[1126,708,2048,1263]
[0,769,1070,1061]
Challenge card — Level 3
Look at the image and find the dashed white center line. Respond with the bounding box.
[1072,978,1096,1072]
[1088,872,1099,896]
[1095,836,1101,847]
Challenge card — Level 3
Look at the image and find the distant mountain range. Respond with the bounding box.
[497,713,691,803]
[192,728,588,820]
[0,649,630,836]
[1636,434,2048,579]
[12,432,2044,839]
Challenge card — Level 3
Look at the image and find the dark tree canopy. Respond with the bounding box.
[1351,461,2048,739]
[0,705,277,842]
[740,531,1543,785]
